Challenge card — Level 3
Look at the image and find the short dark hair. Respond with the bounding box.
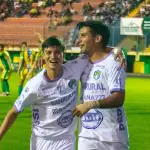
[76,21,110,48]
[42,36,65,52]
[21,42,27,46]
[0,44,4,49]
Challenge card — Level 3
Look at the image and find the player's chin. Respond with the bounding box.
[80,48,86,54]
[49,63,58,68]
[49,66,57,71]
[50,62,62,69]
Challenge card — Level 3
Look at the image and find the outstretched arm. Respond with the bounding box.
[0,107,19,140]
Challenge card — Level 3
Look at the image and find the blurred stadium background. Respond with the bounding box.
[0,0,150,149]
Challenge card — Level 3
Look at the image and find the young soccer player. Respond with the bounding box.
[72,21,129,150]
[0,44,13,96]
[0,36,89,150]
[18,42,36,95]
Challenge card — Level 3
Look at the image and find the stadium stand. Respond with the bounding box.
[0,0,147,48]
[0,0,150,74]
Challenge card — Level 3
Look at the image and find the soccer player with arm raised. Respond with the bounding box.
[18,42,36,95]
[26,33,44,81]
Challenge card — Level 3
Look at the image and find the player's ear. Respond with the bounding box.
[61,52,64,60]
[42,50,46,60]
[95,35,102,43]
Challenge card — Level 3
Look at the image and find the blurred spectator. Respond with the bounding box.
[82,2,93,16]
[60,0,68,11]
[49,10,60,30]
[137,2,150,17]
[47,8,53,18]
[0,0,10,20]
[61,8,72,25]
[60,0,76,14]
[29,6,40,18]
[81,0,143,25]
[0,8,8,21]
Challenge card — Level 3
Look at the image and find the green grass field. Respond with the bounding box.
[0,73,150,150]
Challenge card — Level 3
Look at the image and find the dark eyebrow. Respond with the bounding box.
[79,32,87,37]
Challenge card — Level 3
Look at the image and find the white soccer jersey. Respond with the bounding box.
[79,52,129,144]
[14,54,88,139]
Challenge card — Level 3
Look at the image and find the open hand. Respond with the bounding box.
[114,48,127,71]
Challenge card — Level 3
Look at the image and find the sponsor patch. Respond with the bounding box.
[81,109,103,129]
[93,70,101,80]
[57,110,74,128]
[68,79,77,89]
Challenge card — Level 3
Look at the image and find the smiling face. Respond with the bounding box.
[76,21,110,56]
[77,26,104,55]
[43,46,63,71]
[78,27,95,54]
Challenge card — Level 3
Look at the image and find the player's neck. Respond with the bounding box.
[89,48,108,63]
[45,67,63,81]
[106,47,113,53]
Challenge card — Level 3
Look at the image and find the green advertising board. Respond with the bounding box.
[142,17,150,34]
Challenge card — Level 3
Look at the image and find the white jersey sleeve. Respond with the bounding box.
[64,54,89,79]
[14,79,39,112]
[108,62,126,93]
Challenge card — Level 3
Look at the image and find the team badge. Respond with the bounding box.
[93,70,101,80]
[68,79,77,89]
[57,110,74,128]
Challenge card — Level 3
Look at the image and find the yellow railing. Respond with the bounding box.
[128,3,144,17]
[128,0,150,17]
[144,45,150,52]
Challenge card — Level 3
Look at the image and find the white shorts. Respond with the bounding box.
[30,133,75,150]
[78,137,129,150]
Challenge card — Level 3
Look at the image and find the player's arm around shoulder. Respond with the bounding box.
[64,54,89,79]
[107,46,127,71]
[113,47,127,71]
[65,54,89,66]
